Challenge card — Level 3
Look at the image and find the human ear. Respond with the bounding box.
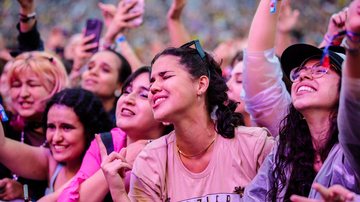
[196,75,209,96]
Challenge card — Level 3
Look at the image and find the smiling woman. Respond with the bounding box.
[0,51,69,200]
[0,88,113,200]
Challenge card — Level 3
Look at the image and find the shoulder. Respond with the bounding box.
[132,132,175,172]
[234,126,272,140]
[233,126,275,155]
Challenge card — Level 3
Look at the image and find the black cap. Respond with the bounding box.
[280,44,345,79]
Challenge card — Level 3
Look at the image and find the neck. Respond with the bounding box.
[63,160,82,179]
[302,110,332,150]
[243,112,251,127]
[174,114,217,157]
[125,126,163,145]
[100,97,116,112]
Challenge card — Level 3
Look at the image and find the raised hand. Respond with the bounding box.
[0,178,24,201]
[346,0,360,34]
[167,0,187,19]
[96,134,131,200]
[290,183,355,202]
[103,0,143,44]
[277,0,300,33]
[17,0,35,13]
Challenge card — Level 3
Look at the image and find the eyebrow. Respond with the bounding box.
[150,70,174,81]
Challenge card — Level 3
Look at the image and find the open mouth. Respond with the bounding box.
[296,84,317,94]
[121,108,135,116]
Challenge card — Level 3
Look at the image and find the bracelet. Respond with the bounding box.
[346,31,360,43]
[343,37,360,53]
[116,35,126,43]
[324,33,342,46]
[19,12,36,23]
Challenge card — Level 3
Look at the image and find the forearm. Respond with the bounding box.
[338,51,360,180]
[0,138,48,180]
[167,18,191,47]
[19,4,36,33]
[275,30,292,56]
[78,170,109,202]
[247,0,281,51]
[113,36,143,71]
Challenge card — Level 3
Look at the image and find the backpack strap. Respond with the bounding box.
[100,132,114,155]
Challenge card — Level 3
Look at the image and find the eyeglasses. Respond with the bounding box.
[290,62,330,82]
[180,39,206,61]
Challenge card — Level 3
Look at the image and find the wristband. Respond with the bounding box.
[343,37,360,53]
[346,31,360,43]
[19,12,36,23]
[116,35,126,43]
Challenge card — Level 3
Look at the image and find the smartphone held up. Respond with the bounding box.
[84,18,103,53]
[124,0,145,27]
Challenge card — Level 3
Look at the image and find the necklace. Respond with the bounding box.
[177,137,216,158]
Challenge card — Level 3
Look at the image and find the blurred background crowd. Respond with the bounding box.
[0,0,351,63]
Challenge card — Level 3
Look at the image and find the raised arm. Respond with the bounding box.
[0,122,49,180]
[15,0,44,53]
[338,0,360,182]
[167,0,191,47]
[243,0,291,136]
[101,0,143,71]
[318,8,347,48]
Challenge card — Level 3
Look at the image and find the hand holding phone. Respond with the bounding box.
[84,18,103,53]
[124,0,145,26]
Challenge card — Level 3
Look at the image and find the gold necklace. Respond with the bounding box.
[176,137,216,158]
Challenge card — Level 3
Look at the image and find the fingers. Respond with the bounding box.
[95,134,108,161]
[98,2,116,16]
[290,194,318,202]
[331,9,347,28]
[328,185,355,201]
[313,183,331,200]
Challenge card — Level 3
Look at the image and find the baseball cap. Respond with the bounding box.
[280,43,346,80]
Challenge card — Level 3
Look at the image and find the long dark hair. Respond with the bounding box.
[150,42,243,138]
[42,88,113,156]
[267,78,341,202]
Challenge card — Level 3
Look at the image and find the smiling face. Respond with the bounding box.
[46,104,86,163]
[149,55,200,122]
[291,59,340,112]
[227,61,245,113]
[10,69,51,120]
[116,72,161,138]
[81,51,121,99]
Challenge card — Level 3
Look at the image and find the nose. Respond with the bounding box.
[226,79,233,92]
[51,129,64,143]
[150,80,161,96]
[123,92,136,105]
[298,68,313,81]
[19,85,30,97]
[88,66,99,76]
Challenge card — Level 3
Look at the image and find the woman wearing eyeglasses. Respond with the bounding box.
[242,0,360,201]
[97,40,274,201]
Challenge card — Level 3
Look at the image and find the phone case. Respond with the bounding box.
[84,18,103,53]
[124,0,145,26]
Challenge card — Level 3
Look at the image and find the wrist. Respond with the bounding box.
[19,12,36,23]
[343,36,360,54]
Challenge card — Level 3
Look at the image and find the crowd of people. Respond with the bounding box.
[0,0,359,201]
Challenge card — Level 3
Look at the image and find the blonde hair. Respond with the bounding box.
[8,51,69,99]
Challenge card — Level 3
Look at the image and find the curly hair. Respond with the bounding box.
[42,88,113,156]
[267,82,340,202]
[150,43,244,138]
